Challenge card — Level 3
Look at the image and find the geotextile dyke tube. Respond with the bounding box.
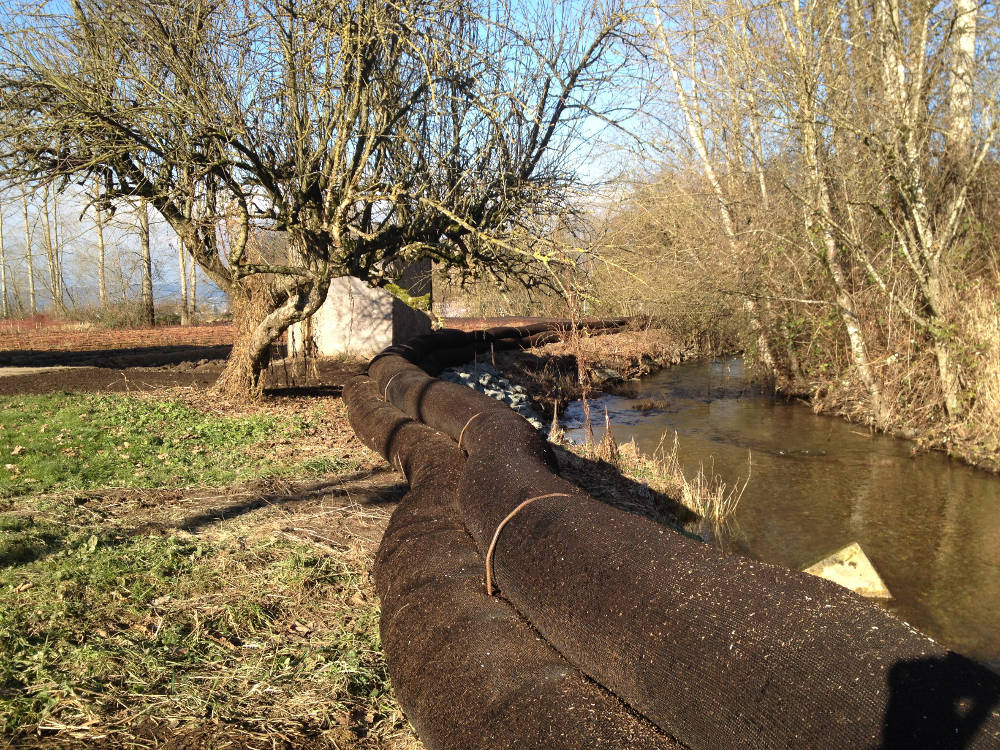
[345,374,682,749]
[345,322,1000,750]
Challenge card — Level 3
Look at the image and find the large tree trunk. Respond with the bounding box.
[212,275,331,399]
[138,198,155,326]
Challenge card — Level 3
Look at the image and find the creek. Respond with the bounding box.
[562,357,1000,672]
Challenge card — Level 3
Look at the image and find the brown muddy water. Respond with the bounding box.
[562,357,1000,672]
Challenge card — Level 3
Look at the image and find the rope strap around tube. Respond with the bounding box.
[458,412,485,453]
[382,372,403,401]
[485,493,571,596]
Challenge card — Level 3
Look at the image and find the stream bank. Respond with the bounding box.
[490,326,701,419]
[487,325,999,474]
[560,357,1000,672]
[452,330,1000,669]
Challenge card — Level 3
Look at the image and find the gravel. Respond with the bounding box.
[438,362,546,431]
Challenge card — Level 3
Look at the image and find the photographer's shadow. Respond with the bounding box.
[881,653,1000,748]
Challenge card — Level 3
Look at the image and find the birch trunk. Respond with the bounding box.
[818,194,888,425]
[42,186,65,314]
[188,260,197,316]
[93,183,107,307]
[948,0,977,159]
[139,199,154,326]
[0,208,8,318]
[927,0,976,419]
[116,258,129,305]
[21,190,36,315]
[178,239,190,325]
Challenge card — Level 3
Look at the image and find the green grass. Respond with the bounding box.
[0,391,413,747]
[0,515,399,746]
[0,394,349,497]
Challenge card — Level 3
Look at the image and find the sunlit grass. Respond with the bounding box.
[0,393,355,497]
[0,515,401,746]
[0,388,419,747]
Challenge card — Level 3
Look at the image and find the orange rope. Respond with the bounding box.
[485,493,570,596]
[382,372,403,401]
[457,412,485,452]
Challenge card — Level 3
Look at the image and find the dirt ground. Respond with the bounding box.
[0,356,362,397]
[0,322,364,397]
[0,321,233,395]
[0,317,571,396]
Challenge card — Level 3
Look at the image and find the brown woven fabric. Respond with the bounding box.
[347,324,1000,750]
[345,375,683,749]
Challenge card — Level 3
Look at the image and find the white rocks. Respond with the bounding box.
[439,363,546,431]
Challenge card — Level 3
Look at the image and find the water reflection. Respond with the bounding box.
[563,357,1000,670]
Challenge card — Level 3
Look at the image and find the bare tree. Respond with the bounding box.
[640,0,998,425]
[650,4,779,376]
[0,0,630,396]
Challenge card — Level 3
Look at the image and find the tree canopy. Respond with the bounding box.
[0,0,631,393]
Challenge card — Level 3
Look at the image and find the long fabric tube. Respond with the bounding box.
[345,323,1000,749]
[345,375,683,749]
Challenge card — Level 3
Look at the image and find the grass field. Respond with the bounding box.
[0,386,422,749]
[0,393,347,496]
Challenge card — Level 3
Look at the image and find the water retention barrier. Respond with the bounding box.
[343,322,1000,750]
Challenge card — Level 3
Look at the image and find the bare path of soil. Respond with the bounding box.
[0,361,226,395]
[0,317,543,396]
[0,321,236,394]
[0,344,232,369]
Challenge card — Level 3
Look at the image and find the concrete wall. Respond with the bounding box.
[289,263,432,357]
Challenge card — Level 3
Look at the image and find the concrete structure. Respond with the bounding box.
[288,261,432,357]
